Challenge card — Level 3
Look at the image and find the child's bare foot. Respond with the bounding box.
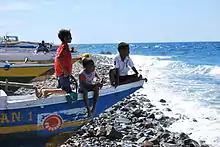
[91,106,96,115]
[87,110,92,118]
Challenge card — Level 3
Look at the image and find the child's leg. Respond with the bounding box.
[109,68,116,85]
[35,87,43,98]
[119,74,141,85]
[41,88,67,97]
[58,75,72,93]
[81,89,91,117]
[91,86,99,115]
[35,75,71,98]
[35,87,67,98]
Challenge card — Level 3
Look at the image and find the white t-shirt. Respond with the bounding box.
[114,55,134,76]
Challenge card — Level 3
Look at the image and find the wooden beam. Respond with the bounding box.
[0,80,34,89]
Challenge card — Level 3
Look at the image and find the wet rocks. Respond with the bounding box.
[60,90,207,146]
[142,141,154,147]
[159,99,167,103]
[106,126,123,140]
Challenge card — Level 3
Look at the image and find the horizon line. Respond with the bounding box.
[69,40,220,45]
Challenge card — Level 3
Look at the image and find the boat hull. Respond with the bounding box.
[0,81,144,142]
[0,63,54,83]
[0,52,86,64]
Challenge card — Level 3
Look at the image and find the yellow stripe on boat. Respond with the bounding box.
[0,120,89,134]
[0,66,53,77]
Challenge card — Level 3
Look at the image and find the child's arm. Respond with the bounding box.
[128,57,139,75]
[114,58,120,87]
[131,66,139,75]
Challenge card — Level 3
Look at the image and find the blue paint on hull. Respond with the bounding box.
[0,85,142,143]
[0,44,37,49]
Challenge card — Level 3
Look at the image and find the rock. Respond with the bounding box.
[148,113,155,119]
[159,99,166,103]
[137,117,147,122]
[116,141,123,147]
[192,118,198,122]
[201,144,209,147]
[82,132,90,138]
[136,132,144,139]
[199,140,210,147]
[178,132,190,140]
[148,136,160,145]
[160,132,170,140]
[183,138,200,147]
[77,129,86,136]
[65,139,74,144]
[167,138,176,144]
[88,129,96,137]
[145,128,155,136]
[115,117,131,124]
[99,136,106,141]
[144,98,151,102]
[122,135,133,140]
[140,122,154,128]
[161,143,181,147]
[155,113,163,120]
[142,141,154,147]
[106,126,123,140]
[94,126,106,136]
[133,109,144,117]
[120,107,130,112]
[164,108,172,112]
[137,137,147,144]
[146,103,155,108]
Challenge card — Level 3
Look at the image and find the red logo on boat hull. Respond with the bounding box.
[43,114,63,132]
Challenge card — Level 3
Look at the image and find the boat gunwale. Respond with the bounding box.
[1,80,144,110]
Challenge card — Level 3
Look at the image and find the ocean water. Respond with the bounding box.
[75,42,220,147]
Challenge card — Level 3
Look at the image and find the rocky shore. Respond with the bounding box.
[14,54,210,147]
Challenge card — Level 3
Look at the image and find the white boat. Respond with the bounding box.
[0,52,55,62]
[0,35,54,52]
[0,51,84,64]
[0,35,78,53]
[0,35,37,50]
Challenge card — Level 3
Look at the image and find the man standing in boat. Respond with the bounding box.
[35,40,49,53]
[35,29,73,98]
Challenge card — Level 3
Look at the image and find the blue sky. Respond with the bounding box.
[0,0,219,44]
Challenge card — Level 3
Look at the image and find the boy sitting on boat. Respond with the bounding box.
[35,29,74,98]
[109,42,143,87]
[79,58,103,117]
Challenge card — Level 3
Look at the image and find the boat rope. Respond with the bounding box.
[70,75,78,94]
[65,75,78,104]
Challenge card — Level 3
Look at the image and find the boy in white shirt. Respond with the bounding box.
[109,42,143,87]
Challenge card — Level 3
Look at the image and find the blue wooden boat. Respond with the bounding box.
[0,80,145,146]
